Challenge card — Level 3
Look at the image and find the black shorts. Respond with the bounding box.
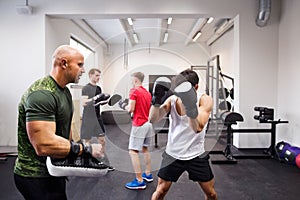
[157,151,214,182]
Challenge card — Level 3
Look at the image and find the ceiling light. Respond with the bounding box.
[192,31,202,42]
[163,32,169,43]
[215,19,229,34]
[133,33,139,43]
[127,18,133,25]
[207,18,234,46]
[167,17,173,25]
[207,17,214,24]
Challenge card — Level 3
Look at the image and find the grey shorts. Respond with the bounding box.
[128,122,153,151]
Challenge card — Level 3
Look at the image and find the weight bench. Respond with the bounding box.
[210,108,288,164]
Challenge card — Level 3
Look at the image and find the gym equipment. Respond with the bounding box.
[101,110,131,125]
[174,81,198,119]
[229,88,234,99]
[47,141,110,177]
[295,154,300,168]
[205,55,235,137]
[210,111,243,164]
[108,94,122,106]
[275,141,291,159]
[220,111,243,124]
[219,88,229,99]
[283,146,300,165]
[46,156,109,177]
[210,107,288,164]
[253,106,274,122]
[219,100,232,111]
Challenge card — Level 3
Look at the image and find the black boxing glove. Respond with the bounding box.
[174,81,198,119]
[151,77,171,107]
[107,94,122,106]
[118,98,129,110]
[93,93,110,101]
[93,93,110,106]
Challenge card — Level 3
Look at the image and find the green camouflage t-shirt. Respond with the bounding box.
[14,76,73,177]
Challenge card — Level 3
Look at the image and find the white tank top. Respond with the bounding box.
[165,95,207,160]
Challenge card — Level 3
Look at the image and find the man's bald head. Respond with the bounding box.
[52,45,82,67]
[50,45,85,87]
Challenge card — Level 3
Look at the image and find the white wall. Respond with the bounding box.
[238,0,281,148]
[277,0,300,147]
[45,17,103,83]
[102,43,210,96]
[0,0,284,147]
[0,1,45,146]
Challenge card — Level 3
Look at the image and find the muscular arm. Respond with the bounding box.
[149,97,171,123]
[188,94,213,133]
[27,121,75,158]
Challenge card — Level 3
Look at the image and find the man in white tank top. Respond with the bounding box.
[149,69,217,200]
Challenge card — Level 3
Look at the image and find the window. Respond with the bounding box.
[70,36,96,85]
[70,36,95,62]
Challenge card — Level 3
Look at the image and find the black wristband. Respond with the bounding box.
[69,141,80,158]
[81,142,92,155]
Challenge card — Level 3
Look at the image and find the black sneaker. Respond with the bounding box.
[107,165,115,171]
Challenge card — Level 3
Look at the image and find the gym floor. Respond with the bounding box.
[1,123,300,200]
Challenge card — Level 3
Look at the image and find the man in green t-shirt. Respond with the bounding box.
[14,45,103,199]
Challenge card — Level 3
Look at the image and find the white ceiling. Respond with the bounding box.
[79,17,232,48]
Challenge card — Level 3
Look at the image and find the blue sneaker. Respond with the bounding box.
[142,172,153,182]
[125,179,146,190]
